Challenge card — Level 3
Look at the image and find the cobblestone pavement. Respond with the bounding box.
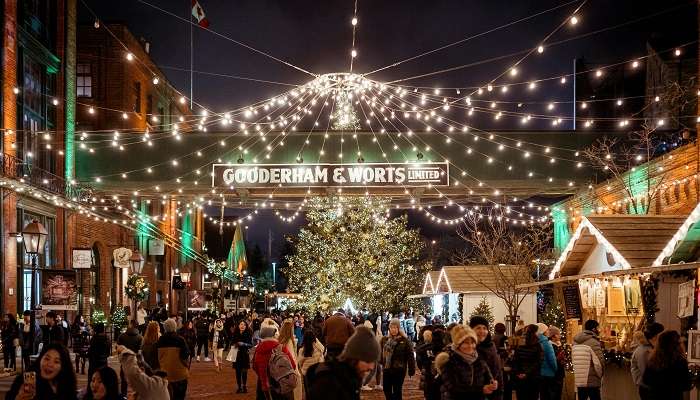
[187,359,424,400]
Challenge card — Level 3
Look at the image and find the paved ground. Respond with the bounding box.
[0,354,423,400]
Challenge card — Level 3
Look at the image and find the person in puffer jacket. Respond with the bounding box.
[572,320,604,400]
[436,325,497,400]
[535,323,557,400]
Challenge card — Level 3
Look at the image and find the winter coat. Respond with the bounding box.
[551,342,566,380]
[322,314,355,347]
[631,343,652,386]
[380,334,416,374]
[231,328,253,369]
[477,335,504,400]
[305,360,361,400]
[42,324,65,346]
[142,342,159,370]
[512,342,542,379]
[415,341,442,400]
[538,333,557,378]
[87,333,110,372]
[119,349,170,400]
[436,349,494,400]
[642,358,693,400]
[2,321,19,346]
[195,318,210,338]
[252,339,296,392]
[156,332,190,382]
[117,327,143,353]
[178,326,197,356]
[572,330,604,388]
[405,317,416,340]
[20,320,41,354]
[297,339,325,376]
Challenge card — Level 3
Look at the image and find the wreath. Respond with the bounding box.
[125,274,149,302]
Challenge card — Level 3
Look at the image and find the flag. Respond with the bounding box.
[228,224,248,275]
[191,0,210,28]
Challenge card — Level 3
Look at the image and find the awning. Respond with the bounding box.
[516,262,700,289]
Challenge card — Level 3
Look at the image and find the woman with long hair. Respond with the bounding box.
[297,329,324,377]
[278,319,302,400]
[211,318,225,372]
[512,324,542,400]
[141,321,161,370]
[380,318,416,400]
[2,313,19,372]
[230,319,253,394]
[642,330,692,400]
[6,343,78,400]
[84,366,121,400]
[70,315,89,374]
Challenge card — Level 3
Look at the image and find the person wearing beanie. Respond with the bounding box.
[322,309,355,361]
[435,324,498,400]
[512,324,543,400]
[156,317,190,400]
[379,317,416,400]
[572,319,604,400]
[360,320,383,391]
[631,322,664,398]
[547,327,566,400]
[469,316,504,400]
[252,321,296,400]
[306,327,380,400]
[533,323,557,400]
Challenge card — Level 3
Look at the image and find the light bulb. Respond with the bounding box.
[126,52,134,61]
[179,96,186,104]
[351,17,358,26]
[570,15,578,25]
[537,45,544,54]
[351,49,357,58]
[510,67,518,76]
[675,48,681,56]
[632,60,639,68]
[152,76,159,85]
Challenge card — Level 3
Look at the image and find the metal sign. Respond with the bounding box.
[212,162,450,188]
[113,247,132,269]
[148,239,165,256]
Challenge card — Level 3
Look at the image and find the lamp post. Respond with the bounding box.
[180,270,191,321]
[128,250,145,320]
[21,220,48,311]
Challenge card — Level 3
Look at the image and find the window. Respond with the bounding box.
[133,81,141,113]
[23,57,42,113]
[76,64,92,97]
[146,95,153,116]
[155,255,165,280]
[23,270,33,312]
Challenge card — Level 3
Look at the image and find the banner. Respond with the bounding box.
[41,270,78,311]
[148,239,165,256]
[212,162,449,188]
[188,290,209,310]
[71,248,92,269]
[113,247,132,268]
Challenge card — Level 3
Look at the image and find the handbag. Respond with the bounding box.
[226,346,238,362]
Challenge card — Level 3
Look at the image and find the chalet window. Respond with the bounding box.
[76,64,92,97]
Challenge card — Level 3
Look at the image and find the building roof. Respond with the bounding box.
[550,214,688,278]
[422,271,441,294]
[435,265,533,294]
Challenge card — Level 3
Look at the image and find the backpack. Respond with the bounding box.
[268,345,298,395]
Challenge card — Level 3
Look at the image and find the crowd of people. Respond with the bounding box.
[0,305,694,400]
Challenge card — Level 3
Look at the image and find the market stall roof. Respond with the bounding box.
[517,261,700,289]
[549,214,688,279]
[422,270,441,295]
[435,265,533,294]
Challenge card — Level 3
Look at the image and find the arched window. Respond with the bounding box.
[91,243,101,301]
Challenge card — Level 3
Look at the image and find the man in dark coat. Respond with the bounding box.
[41,311,64,346]
[470,316,504,400]
[322,310,355,360]
[306,327,380,400]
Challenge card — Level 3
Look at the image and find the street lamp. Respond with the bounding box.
[129,250,145,275]
[21,220,48,310]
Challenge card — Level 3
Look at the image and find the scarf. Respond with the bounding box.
[383,336,400,367]
[455,349,478,364]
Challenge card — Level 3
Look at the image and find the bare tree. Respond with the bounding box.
[582,122,671,214]
[456,211,553,331]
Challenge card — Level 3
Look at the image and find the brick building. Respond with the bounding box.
[0,1,203,324]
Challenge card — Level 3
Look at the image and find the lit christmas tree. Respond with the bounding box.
[541,298,566,338]
[286,196,427,311]
[470,296,495,330]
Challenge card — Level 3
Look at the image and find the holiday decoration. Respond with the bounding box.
[641,276,659,324]
[541,298,566,339]
[286,196,427,311]
[110,306,128,331]
[470,297,495,331]
[125,274,149,302]
[91,307,107,326]
[206,258,240,282]
[331,87,360,131]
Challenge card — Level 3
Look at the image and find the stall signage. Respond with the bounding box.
[212,162,449,188]
[562,283,583,320]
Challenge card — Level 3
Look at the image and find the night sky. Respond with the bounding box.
[80,0,697,258]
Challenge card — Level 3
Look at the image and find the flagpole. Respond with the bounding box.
[189,0,193,110]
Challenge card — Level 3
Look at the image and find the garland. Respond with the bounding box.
[125,274,149,302]
[206,259,239,282]
[641,276,659,325]
[91,307,107,325]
